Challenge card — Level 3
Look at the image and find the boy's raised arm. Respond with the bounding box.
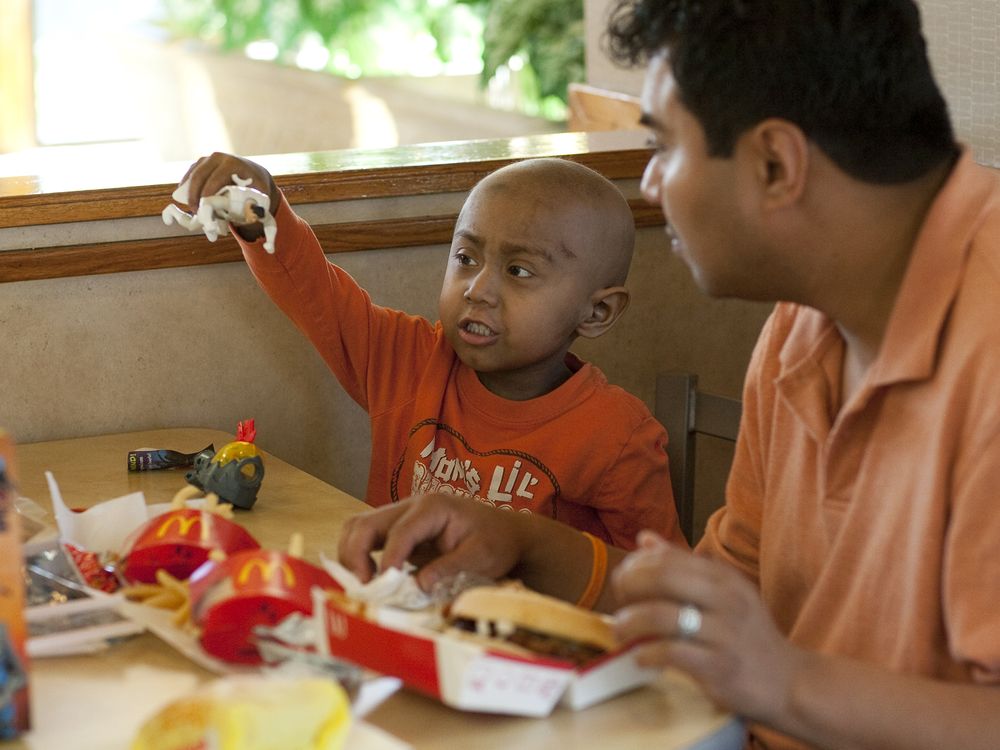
[169,152,436,413]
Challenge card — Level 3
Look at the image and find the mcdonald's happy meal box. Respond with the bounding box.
[187,548,338,664]
[120,506,260,584]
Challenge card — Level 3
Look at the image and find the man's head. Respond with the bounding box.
[606,0,957,185]
[606,0,959,301]
[438,158,635,400]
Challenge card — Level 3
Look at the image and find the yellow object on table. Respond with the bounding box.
[131,675,352,750]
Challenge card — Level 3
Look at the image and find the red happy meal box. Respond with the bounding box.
[120,507,260,584]
[188,548,338,664]
[315,584,660,717]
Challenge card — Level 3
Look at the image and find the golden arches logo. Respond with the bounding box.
[155,514,201,539]
[237,558,296,588]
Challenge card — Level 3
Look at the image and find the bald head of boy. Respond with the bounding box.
[472,158,636,286]
[438,157,636,400]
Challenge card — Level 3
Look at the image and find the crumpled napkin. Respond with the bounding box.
[320,556,433,611]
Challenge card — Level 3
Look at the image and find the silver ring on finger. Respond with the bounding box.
[676,603,703,639]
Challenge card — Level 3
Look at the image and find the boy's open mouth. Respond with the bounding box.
[463,321,496,337]
[458,318,499,345]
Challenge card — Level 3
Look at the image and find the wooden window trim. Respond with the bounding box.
[0,131,663,283]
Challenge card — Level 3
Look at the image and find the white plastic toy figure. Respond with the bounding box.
[162,174,277,253]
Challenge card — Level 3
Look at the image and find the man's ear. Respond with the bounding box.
[743,119,809,210]
[577,286,630,339]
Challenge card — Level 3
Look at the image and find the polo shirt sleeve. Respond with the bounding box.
[944,423,1000,684]
[696,308,788,586]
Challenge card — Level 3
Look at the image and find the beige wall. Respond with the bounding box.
[583,0,645,98]
[584,0,1000,167]
[1,191,770,527]
[920,0,1000,167]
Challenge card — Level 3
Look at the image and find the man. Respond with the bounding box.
[339,1,1000,747]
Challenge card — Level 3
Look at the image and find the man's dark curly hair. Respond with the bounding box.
[605,0,958,184]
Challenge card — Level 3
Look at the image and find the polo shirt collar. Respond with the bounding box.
[774,149,993,441]
[871,149,995,387]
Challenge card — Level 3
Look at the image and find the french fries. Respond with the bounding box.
[123,568,191,626]
[169,485,235,519]
[170,484,201,508]
[288,532,304,558]
[203,492,234,519]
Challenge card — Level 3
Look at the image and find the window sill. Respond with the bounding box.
[0,131,661,283]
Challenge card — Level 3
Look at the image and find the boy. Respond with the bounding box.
[338,1,1000,748]
[173,154,683,550]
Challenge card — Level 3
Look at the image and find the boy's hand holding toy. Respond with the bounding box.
[162,153,280,253]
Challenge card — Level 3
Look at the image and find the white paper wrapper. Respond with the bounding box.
[47,471,207,557]
[48,471,148,554]
[320,556,433,611]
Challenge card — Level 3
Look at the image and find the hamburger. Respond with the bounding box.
[446,584,618,665]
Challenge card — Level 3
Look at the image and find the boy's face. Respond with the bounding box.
[438,180,600,400]
[639,52,755,299]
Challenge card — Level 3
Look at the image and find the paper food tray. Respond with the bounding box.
[314,595,662,717]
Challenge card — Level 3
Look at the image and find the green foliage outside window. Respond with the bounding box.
[475,0,584,120]
[158,0,583,121]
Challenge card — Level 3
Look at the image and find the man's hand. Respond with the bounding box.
[612,530,803,726]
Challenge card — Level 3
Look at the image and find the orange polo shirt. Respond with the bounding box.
[698,152,1000,749]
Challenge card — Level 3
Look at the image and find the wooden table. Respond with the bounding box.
[8,428,745,750]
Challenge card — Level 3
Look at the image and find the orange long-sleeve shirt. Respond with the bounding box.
[239,197,683,549]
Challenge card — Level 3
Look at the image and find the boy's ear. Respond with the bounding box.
[577,286,630,339]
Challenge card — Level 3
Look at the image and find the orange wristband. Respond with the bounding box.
[575,532,608,610]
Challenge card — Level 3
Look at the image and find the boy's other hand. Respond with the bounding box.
[337,494,523,592]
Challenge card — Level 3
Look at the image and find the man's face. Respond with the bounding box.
[438,181,597,400]
[639,53,751,298]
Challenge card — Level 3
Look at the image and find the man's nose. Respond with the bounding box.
[640,157,661,205]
